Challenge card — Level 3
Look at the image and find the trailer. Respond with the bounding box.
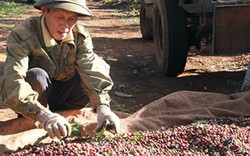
[140,0,250,76]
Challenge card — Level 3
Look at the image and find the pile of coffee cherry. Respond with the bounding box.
[9,116,250,155]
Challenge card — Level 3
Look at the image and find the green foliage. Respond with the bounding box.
[101,0,140,18]
[33,123,82,146]
[0,1,26,17]
[128,0,140,4]
[102,0,141,4]
[71,123,81,137]
[103,0,113,3]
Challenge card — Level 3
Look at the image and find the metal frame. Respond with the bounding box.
[212,4,250,55]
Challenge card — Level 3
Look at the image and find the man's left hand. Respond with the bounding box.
[95,105,120,135]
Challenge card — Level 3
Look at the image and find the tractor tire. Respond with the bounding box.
[153,0,188,76]
[140,0,153,39]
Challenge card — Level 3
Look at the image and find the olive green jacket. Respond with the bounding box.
[0,16,113,121]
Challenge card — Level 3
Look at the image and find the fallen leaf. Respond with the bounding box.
[114,91,133,98]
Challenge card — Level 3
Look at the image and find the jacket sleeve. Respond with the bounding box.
[75,25,113,110]
[1,29,46,121]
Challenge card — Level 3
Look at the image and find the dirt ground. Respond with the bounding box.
[0,0,250,121]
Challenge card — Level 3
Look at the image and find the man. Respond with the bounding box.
[0,0,120,139]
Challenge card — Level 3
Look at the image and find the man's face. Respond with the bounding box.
[41,7,78,41]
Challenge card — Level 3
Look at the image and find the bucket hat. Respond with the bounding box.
[34,0,93,16]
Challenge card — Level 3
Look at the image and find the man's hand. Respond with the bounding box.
[95,105,120,135]
[36,109,71,139]
[242,62,250,92]
[241,83,250,92]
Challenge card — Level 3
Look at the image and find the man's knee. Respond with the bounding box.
[26,67,51,91]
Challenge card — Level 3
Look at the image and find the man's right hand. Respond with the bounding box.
[36,109,71,139]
